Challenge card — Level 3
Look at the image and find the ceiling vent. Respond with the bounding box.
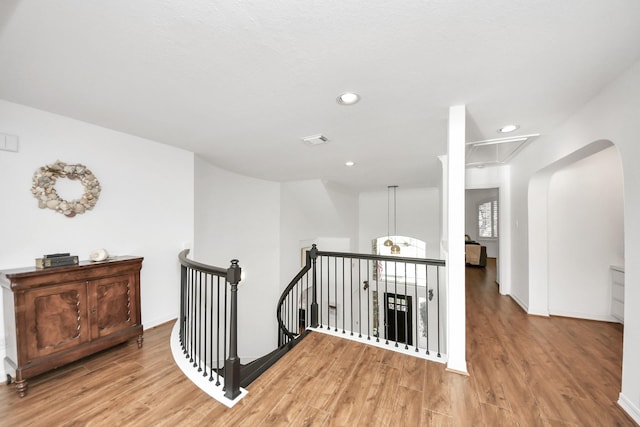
[302,134,329,146]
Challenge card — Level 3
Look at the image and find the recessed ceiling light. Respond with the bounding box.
[345,161,355,167]
[337,92,360,105]
[498,124,519,133]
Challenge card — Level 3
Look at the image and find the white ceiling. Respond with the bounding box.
[2,1,640,191]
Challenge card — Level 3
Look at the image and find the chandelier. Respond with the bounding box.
[384,185,400,254]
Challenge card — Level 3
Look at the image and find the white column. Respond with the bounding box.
[527,174,551,316]
[446,105,468,374]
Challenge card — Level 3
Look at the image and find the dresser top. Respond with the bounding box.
[1,256,143,280]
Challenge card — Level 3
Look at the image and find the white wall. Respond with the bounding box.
[0,100,194,375]
[465,188,499,257]
[358,187,441,259]
[508,59,640,422]
[194,157,281,360]
[547,146,624,320]
[280,179,359,287]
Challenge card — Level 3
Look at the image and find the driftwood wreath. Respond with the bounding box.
[31,160,101,217]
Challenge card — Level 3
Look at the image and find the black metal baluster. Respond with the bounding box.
[183,267,189,354]
[180,266,185,350]
[334,257,338,332]
[384,260,388,345]
[357,259,362,338]
[437,266,441,358]
[289,287,292,339]
[190,269,195,363]
[394,262,399,348]
[404,263,409,350]
[298,272,311,332]
[349,258,354,336]
[319,256,323,328]
[426,264,430,355]
[336,257,347,334]
[366,260,371,341]
[414,264,419,352]
[180,265,185,348]
[289,291,293,342]
[203,273,208,377]
[376,261,380,343]
[223,275,228,381]
[184,268,188,355]
[216,276,221,385]
[197,271,202,370]
[209,276,218,381]
[289,289,293,341]
[320,257,331,330]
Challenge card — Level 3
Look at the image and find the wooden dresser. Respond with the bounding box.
[1,256,143,397]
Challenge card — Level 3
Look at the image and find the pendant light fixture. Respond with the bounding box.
[384,185,393,247]
[390,185,401,254]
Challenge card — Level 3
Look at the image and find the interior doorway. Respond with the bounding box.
[465,188,499,261]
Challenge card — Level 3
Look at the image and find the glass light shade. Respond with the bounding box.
[383,239,393,247]
[391,244,401,254]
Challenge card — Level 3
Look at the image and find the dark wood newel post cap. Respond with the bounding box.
[227,259,241,284]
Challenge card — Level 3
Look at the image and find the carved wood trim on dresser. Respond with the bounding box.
[1,256,143,397]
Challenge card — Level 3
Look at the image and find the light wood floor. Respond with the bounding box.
[2,259,636,426]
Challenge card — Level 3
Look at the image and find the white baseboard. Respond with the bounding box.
[549,309,618,323]
[618,392,640,424]
[0,339,5,378]
[144,314,179,329]
[509,294,529,313]
[169,321,247,407]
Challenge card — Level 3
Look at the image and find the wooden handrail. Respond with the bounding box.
[178,249,228,276]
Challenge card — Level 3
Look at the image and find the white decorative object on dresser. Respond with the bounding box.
[610,265,625,323]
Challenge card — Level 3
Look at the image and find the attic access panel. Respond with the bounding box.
[465,134,539,167]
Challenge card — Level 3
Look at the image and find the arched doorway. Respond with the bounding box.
[528,140,624,319]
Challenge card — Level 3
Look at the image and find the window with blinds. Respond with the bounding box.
[478,199,498,238]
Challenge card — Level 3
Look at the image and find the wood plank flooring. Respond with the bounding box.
[1,259,636,426]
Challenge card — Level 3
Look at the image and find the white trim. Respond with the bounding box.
[0,338,5,378]
[169,321,247,408]
[309,325,447,364]
[618,392,640,424]
[509,293,529,313]
[548,309,618,323]
[145,313,181,329]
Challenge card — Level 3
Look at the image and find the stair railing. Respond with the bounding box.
[178,249,242,400]
[177,244,447,404]
[277,244,447,358]
[276,244,318,346]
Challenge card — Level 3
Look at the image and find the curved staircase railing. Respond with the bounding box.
[176,245,447,404]
[177,249,242,400]
[276,244,447,358]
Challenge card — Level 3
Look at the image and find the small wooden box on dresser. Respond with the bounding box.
[1,256,143,397]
